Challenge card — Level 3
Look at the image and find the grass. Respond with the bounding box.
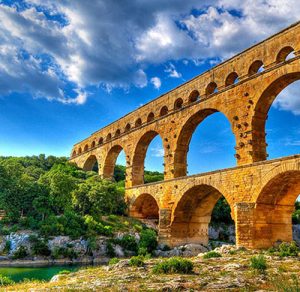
[203,251,222,259]
[249,255,267,272]
[152,257,194,274]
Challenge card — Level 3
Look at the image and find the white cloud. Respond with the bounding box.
[150,147,164,157]
[0,0,299,104]
[165,63,182,78]
[150,77,161,89]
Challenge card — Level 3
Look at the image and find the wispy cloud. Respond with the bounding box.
[150,77,161,89]
[150,147,164,157]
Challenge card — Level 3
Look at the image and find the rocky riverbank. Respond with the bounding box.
[4,244,300,291]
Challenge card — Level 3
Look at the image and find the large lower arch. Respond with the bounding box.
[129,193,159,220]
[170,184,233,246]
[83,155,99,172]
[253,170,300,248]
[131,130,165,186]
[174,109,235,177]
[252,72,300,162]
[102,145,124,179]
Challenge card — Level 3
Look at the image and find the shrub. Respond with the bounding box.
[2,240,11,255]
[106,242,115,257]
[109,257,120,265]
[250,255,267,272]
[12,246,28,259]
[58,270,71,275]
[116,234,138,252]
[129,255,145,267]
[51,247,78,260]
[153,257,194,274]
[0,274,14,286]
[203,251,222,259]
[278,241,299,257]
[29,235,51,256]
[138,229,157,254]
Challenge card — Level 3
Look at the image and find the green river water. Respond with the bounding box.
[0,266,80,282]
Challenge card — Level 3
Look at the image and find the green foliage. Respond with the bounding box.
[211,197,234,224]
[138,229,157,254]
[129,255,145,267]
[203,251,222,259]
[115,234,138,252]
[106,242,115,257]
[12,246,28,259]
[28,235,51,256]
[278,241,299,257]
[250,255,267,272]
[84,215,112,237]
[58,270,71,275]
[2,240,11,255]
[152,257,194,274]
[0,274,14,286]
[51,247,78,260]
[271,273,300,291]
[108,257,120,265]
[144,170,164,184]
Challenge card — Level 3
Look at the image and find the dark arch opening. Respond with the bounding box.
[84,144,89,152]
[160,106,168,117]
[98,137,104,145]
[206,82,218,95]
[225,72,239,87]
[83,155,99,173]
[72,150,76,157]
[248,60,264,76]
[188,90,200,103]
[254,171,300,248]
[78,147,82,154]
[103,145,125,180]
[171,185,234,246]
[174,98,183,110]
[135,118,142,128]
[174,109,236,177]
[91,141,96,148]
[132,131,164,186]
[125,123,131,133]
[106,133,112,142]
[115,129,121,137]
[147,112,155,123]
[276,46,295,63]
[130,194,159,222]
[252,73,300,162]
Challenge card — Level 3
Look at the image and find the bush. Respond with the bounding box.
[138,229,157,254]
[278,241,299,257]
[12,246,28,259]
[2,240,11,255]
[250,255,267,272]
[153,257,194,274]
[0,274,14,286]
[106,242,115,257]
[51,247,78,260]
[29,235,51,256]
[116,234,138,252]
[129,255,145,267]
[203,251,222,259]
[109,257,120,265]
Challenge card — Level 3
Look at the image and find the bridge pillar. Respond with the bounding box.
[234,202,256,249]
[158,208,172,246]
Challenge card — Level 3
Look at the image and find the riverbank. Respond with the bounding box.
[4,245,300,291]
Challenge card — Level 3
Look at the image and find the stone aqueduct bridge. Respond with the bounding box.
[70,22,300,249]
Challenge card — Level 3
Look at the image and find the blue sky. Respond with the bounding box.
[0,0,299,174]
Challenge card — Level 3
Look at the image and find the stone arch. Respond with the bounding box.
[78,147,82,154]
[276,46,295,63]
[252,169,300,248]
[72,150,76,157]
[225,72,239,86]
[252,72,300,162]
[160,106,168,117]
[106,133,112,142]
[84,144,89,152]
[115,129,121,137]
[135,118,142,128]
[188,90,200,103]
[103,145,124,179]
[91,141,96,148]
[174,98,183,110]
[147,112,155,122]
[131,130,165,186]
[130,193,159,220]
[173,108,235,177]
[125,123,131,132]
[206,82,218,95]
[248,60,264,76]
[83,154,99,172]
[98,137,104,145]
[171,184,233,246]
